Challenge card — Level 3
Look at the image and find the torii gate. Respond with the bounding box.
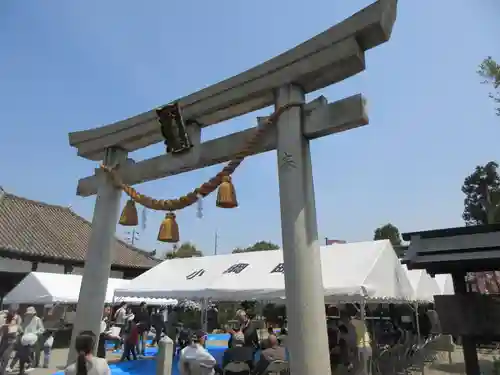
[68,1,398,374]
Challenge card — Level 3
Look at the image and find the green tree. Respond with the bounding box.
[373,223,402,247]
[232,241,280,254]
[462,161,500,225]
[164,242,203,259]
[462,162,500,294]
[478,57,500,116]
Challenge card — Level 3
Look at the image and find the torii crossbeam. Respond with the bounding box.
[68,1,398,375]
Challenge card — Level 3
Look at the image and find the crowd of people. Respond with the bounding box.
[0,300,440,375]
[97,302,179,361]
[178,309,287,375]
[0,306,50,375]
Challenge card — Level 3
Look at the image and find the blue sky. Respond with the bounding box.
[1,0,499,257]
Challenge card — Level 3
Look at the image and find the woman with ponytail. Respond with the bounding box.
[65,332,110,375]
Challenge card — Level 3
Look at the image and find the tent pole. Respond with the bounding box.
[360,299,370,375]
[414,301,421,343]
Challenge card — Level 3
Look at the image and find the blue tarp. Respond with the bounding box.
[53,347,227,375]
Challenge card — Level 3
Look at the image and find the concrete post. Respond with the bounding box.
[156,336,174,375]
[275,84,331,375]
[67,147,128,364]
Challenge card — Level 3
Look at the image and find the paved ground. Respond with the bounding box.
[26,346,497,375]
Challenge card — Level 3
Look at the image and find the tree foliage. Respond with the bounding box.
[232,241,280,254]
[478,57,500,116]
[373,223,402,246]
[164,242,203,259]
[462,161,500,225]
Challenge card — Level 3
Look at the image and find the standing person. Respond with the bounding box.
[112,303,128,351]
[135,302,150,357]
[338,310,356,351]
[113,303,127,332]
[228,310,259,353]
[350,309,372,375]
[121,316,138,361]
[40,330,54,369]
[166,306,179,342]
[206,304,219,333]
[0,312,20,375]
[64,331,110,375]
[151,308,166,346]
[97,305,112,359]
[9,306,44,374]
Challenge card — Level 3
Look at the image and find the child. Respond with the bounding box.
[120,317,138,361]
[41,331,54,368]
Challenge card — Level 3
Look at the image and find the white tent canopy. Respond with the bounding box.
[3,272,177,306]
[434,274,455,295]
[403,266,441,302]
[115,240,414,303]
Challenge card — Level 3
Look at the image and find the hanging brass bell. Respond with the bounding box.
[216,175,238,209]
[157,212,179,243]
[119,200,138,226]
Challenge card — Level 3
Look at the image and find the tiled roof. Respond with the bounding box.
[0,190,159,269]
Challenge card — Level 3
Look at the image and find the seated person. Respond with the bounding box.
[222,332,254,375]
[179,330,216,375]
[253,335,287,375]
[178,327,192,351]
[259,338,270,351]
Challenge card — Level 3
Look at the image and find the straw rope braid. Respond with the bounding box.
[100,102,303,212]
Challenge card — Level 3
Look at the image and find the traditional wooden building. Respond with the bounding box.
[0,188,159,299]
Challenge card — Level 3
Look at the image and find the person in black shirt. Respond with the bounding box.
[135,302,150,356]
[151,308,166,346]
[328,324,353,373]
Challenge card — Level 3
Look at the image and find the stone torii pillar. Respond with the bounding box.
[275,84,331,375]
[67,147,127,364]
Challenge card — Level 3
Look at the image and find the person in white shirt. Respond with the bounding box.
[113,303,127,329]
[178,330,216,375]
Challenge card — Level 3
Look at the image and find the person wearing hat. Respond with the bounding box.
[178,330,216,375]
[8,306,44,374]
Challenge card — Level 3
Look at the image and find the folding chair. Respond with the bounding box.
[223,361,251,375]
[263,360,289,375]
[185,360,216,375]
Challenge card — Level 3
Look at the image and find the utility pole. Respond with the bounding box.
[214,230,219,255]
